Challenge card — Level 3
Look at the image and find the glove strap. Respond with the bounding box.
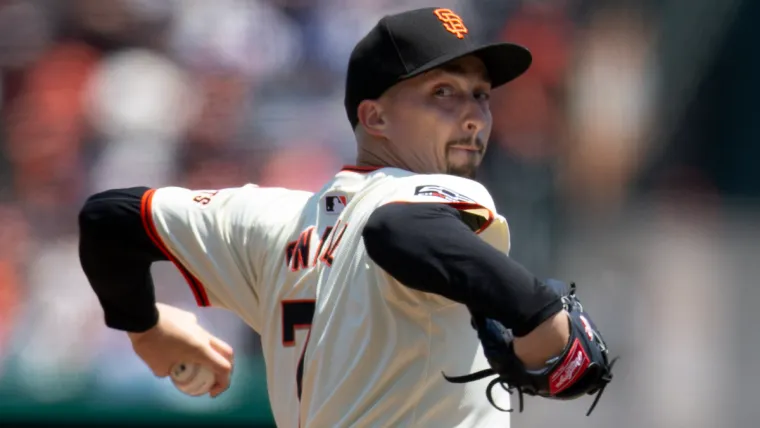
[441,368,494,383]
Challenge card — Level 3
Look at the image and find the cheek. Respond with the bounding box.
[481,111,494,143]
[389,105,445,142]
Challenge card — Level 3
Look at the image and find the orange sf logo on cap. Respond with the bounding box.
[433,8,468,39]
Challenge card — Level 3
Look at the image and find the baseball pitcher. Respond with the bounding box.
[78,7,615,428]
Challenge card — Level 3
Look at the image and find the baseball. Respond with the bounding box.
[170,362,216,396]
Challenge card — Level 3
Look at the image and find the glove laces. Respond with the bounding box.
[442,355,619,416]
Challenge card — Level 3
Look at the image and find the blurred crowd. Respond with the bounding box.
[0,0,758,427]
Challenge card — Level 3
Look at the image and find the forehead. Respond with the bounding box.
[384,55,491,99]
[424,55,491,83]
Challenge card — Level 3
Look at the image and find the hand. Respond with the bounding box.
[128,303,234,397]
[446,281,616,416]
[512,310,570,370]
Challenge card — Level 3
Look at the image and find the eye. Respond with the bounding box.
[433,85,455,97]
[474,90,491,102]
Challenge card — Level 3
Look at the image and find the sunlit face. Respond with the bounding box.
[375,55,493,179]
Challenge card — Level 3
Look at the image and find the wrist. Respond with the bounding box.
[127,318,160,343]
[512,310,570,370]
[105,304,160,334]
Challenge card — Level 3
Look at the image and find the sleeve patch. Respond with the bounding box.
[414,185,476,203]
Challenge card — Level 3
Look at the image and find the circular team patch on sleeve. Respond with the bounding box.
[413,184,476,203]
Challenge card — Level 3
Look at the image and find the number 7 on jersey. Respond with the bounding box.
[281,299,316,400]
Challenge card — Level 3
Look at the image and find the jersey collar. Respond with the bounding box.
[340,165,383,173]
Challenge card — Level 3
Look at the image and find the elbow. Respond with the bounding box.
[79,192,101,233]
[78,191,111,233]
[78,188,138,236]
[78,191,117,271]
[78,187,157,275]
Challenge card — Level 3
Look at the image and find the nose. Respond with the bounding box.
[462,99,488,134]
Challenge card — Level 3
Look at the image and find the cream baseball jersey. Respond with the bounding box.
[142,166,513,428]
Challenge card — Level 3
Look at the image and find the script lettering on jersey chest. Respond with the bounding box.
[284,221,348,271]
[190,190,219,206]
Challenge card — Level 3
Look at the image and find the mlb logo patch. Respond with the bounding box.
[325,194,348,215]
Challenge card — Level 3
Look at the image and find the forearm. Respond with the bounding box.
[362,203,563,337]
[78,187,166,332]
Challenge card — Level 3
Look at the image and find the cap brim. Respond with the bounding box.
[400,42,532,88]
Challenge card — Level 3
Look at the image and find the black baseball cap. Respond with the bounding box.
[344,7,532,129]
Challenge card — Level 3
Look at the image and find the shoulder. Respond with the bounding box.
[153,184,312,204]
[377,171,496,212]
[150,184,313,226]
[222,184,313,222]
[234,184,313,205]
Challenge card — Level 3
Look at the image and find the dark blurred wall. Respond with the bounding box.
[642,0,760,202]
[697,0,760,200]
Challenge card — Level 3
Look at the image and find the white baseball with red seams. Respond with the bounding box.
[170,362,215,396]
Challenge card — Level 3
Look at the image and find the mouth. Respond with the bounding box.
[448,145,483,157]
[447,138,485,155]
[449,146,481,153]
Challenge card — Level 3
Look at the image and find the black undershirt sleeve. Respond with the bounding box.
[362,202,563,337]
[78,187,165,332]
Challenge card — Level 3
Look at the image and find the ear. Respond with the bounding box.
[357,100,386,138]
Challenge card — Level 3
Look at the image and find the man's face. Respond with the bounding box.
[378,55,493,178]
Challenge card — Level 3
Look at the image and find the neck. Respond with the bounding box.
[356,141,441,175]
[356,144,405,170]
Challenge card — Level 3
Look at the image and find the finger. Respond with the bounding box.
[209,336,234,363]
[196,346,233,376]
[152,365,171,378]
[209,374,231,398]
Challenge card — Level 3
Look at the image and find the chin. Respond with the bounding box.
[447,165,478,179]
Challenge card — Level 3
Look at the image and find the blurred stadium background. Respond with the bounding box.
[0,0,758,426]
